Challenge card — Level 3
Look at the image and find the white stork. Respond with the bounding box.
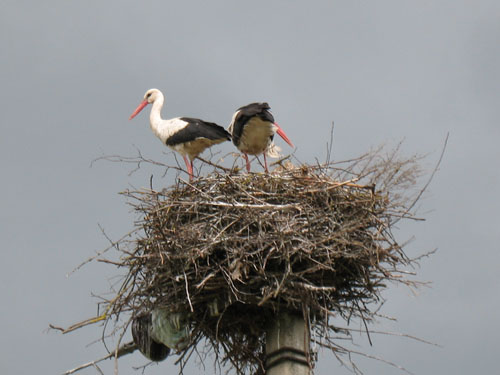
[228,102,294,172]
[129,88,231,180]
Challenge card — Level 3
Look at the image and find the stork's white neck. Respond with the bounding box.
[149,92,165,135]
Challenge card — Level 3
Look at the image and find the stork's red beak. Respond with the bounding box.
[274,123,294,148]
[129,100,149,120]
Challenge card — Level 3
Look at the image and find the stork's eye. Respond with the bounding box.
[146,93,152,98]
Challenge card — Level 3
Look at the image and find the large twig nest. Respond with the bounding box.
[59,145,435,375]
[96,146,427,375]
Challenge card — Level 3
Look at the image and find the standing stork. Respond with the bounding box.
[228,102,294,172]
[129,88,231,180]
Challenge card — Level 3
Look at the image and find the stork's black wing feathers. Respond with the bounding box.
[235,102,274,120]
[166,118,231,146]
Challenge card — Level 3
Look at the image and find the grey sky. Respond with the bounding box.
[1,1,499,374]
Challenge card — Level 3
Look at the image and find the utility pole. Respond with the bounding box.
[265,311,311,375]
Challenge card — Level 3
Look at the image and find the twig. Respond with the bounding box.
[196,156,234,173]
[393,133,448,224]
[67,227,139,277]
[184,270,194,313]
[61,342,136,375]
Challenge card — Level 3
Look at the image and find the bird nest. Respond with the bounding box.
[59,146,433,375]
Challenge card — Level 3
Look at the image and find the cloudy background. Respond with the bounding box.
[1,1,499,374]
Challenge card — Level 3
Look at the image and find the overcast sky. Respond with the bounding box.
[1,1,499,374]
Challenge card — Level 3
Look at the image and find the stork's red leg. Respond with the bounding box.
[243,153,251,172]
[263,153,269,173]
[183,155,193,181]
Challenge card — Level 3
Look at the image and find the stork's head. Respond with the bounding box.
[144,88,161,104]
[129,88,162,120]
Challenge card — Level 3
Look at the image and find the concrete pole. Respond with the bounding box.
[265,311,311,375]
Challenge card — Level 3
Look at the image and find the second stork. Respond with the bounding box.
[228,102,294,172]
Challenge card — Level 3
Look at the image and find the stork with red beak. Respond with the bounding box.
[228,102,294,172]
[129,88,231,180]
